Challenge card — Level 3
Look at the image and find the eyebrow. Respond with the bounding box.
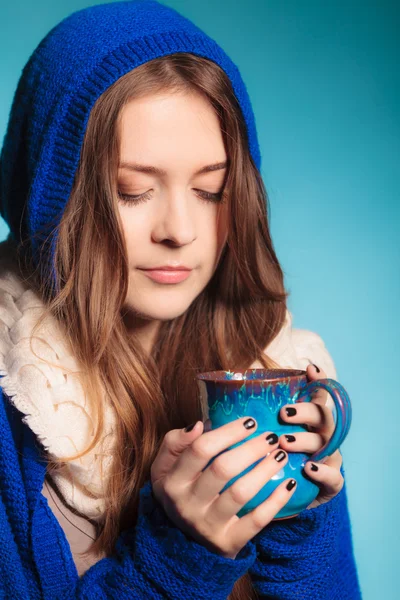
[118,160,228,176]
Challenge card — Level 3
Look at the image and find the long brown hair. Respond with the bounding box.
[15,53,288,599]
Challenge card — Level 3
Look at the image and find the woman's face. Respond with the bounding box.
[117,91,228,342]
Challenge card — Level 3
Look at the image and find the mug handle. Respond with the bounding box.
[296,378,352,462]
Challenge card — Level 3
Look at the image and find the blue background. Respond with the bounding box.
[1,1,398,597]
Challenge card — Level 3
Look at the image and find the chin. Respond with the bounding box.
[131,298,196,321]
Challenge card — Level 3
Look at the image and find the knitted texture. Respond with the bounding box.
[248,476,362,599]
[0,391,257,599]
[0,385,362,599]
[0,0,261,275]
[0,237,117,521]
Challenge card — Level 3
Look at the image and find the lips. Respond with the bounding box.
[139,268,192,284]
[140,266,191,271]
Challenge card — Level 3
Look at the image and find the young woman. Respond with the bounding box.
[0,1,361,598]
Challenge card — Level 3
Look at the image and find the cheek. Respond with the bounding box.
[118,205,150,245]
[204,204,228,270]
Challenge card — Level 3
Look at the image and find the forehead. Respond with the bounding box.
[118,92,226,164]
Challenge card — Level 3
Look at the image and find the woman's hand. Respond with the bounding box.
[150,417,298,559]
[277,363,344,509]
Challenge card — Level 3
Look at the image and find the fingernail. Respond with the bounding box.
[275,450,287,462]
[265,433,279,445]
[312,363,321,373]
[184,422,197,432]
[203,418,212,432]
[310,463,319,471]
[286,479,297,491]
[243,418,256,429]
[285,407,297,417]
[285,434,296,443]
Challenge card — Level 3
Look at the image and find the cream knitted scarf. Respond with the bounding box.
[0,238,336,521]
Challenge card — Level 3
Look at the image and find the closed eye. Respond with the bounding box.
[117,189,226,206]
[193,189,225,203]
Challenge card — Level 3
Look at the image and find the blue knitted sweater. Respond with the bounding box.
[0,384,361,600]
[0,385,361,599]
[0,1,362,598]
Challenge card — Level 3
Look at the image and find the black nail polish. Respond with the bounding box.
[285,407,297,417]
[275,450,286,462]
[243,418,256,429]
[184,422,196,432]
[286,479,296,491]
[285,435,296,443]
[311,463,319,471]
[312,363,321,373]
[266,433,278,445]
[203,418,212,433]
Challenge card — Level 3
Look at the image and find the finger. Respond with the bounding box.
[319,449,343,468]
[303,460,344,497]
[306,363,326,380]
[306,363,330,405]
[166,416,260,489]
[279,400,335,433]
[278,431,325,453]
[151,421,204,484]
[207,446,287,523]
[191,429,280,505]
[227,475,298,553]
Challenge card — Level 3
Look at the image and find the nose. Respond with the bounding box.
[151,191,197,246]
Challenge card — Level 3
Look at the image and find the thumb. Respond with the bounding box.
[174,420,205,453]
[306,363,330,406]
[151,421,204,485]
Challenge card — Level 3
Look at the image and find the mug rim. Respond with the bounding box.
[196,368,307,383]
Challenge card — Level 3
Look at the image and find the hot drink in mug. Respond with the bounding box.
[196,368,352,519]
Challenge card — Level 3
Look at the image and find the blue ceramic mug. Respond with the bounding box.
[196,368,352,519]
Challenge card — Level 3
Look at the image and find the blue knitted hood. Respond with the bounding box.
[0,0,261,270]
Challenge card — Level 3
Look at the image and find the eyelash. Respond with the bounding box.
[117,189,226,206]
